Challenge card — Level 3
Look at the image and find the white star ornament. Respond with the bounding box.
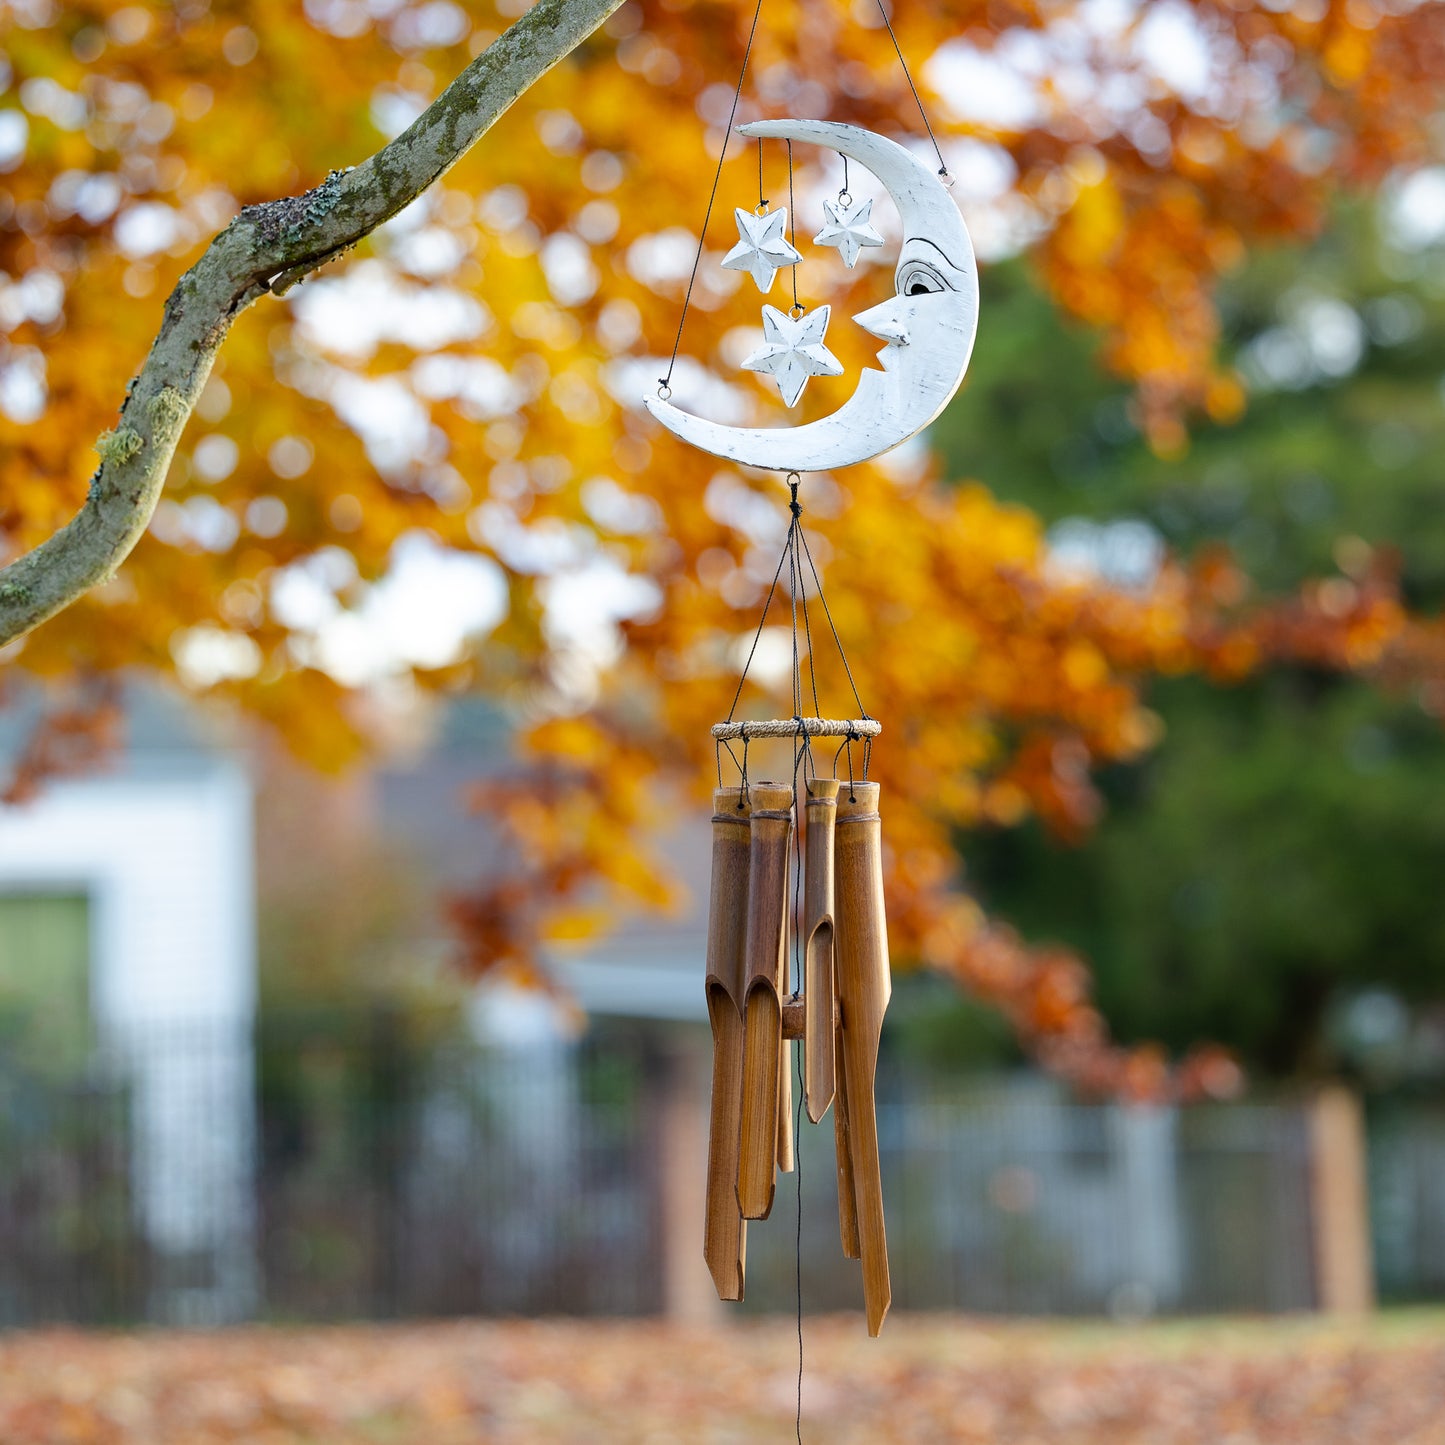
[812,195,884,268]
[742,304,844,407]
[722,207,804,293]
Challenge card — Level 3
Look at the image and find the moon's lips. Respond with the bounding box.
[643,120,979,474]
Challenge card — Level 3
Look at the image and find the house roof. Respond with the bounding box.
[375,699,713,1022]
[0,680,238,786]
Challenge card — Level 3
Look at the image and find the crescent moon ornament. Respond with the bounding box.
[644,119,979,473]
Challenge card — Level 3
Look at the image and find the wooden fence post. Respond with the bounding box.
[1309,1084,1375,1315]
[656,1029,724,1324]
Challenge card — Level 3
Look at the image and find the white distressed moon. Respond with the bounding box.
[644,119,979,473]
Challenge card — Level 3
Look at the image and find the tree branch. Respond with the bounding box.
[0,0,626,646]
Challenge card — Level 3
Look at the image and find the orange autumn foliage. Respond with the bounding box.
[2,0,1441,1095]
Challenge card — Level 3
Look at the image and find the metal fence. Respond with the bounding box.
[1367,1100,1445,1302]
[740,1071,1317,1318]
[0,1015,1439,1327]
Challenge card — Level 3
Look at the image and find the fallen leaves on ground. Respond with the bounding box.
[0,1312,1442,1444]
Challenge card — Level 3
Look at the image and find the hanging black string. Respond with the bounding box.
[786,617,811,1445]
[725,526,793,726]
[725,482,868,735]
[797,525,868,722]
[789,526,801,721]
[793,986,806,1445]
[788,715,809,1445]
[839,153,850,201]
[790,480,822,721]
[660,0,952,397]
[832,730,858,802]
[716,735,745,789]
[787,140,801,315]
[659,0,767,394]
[873,0,950,178]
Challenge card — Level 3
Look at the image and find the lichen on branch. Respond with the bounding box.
[0,0,626,647]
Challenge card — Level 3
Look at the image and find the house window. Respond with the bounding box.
[0,892,92,1068]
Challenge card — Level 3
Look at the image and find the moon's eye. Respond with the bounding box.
[898,261,947,297]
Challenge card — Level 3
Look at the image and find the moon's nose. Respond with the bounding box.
[854,297,910,346]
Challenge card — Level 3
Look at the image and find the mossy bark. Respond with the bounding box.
[0,0,626,645]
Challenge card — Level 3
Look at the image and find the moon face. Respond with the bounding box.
[644,119,979,474]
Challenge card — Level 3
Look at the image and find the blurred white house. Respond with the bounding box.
[0,688,256,1322]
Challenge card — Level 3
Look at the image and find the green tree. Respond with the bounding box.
[938,197,1445,1077]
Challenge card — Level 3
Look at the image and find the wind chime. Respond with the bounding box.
[642,1,979,1339]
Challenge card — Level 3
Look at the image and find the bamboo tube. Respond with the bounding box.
[777,1039,794,1173]
[826,773,860,1258]
[834,780,892,1336]
[703,786,750,1301]
[803,777,839,1123]
[778,810,794,1176]
[737,781,793,1220]
[834,1037,861,1259]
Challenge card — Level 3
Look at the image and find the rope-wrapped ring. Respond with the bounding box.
[711,718,880,741]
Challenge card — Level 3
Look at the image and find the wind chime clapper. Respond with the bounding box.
[701,717,893,1335]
